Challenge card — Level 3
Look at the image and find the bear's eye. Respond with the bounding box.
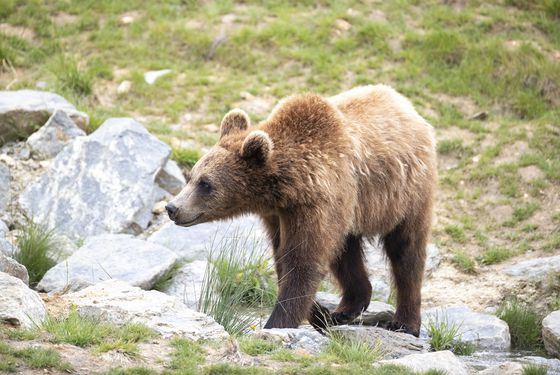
[198,178,212,194]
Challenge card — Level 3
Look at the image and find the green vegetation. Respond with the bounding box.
[239,337,281,356]
[43,307,156,356]
[444,224,467,243]
[504,203,540,227]
[172,147,202,168]
[478,247,516,265]
[0,326,40,341]
[451,252,477,274]
[496,299,544,351]
[523,364,548,375]
[322,331,383,366]
[14,219,60,288]
[199,232,277,336]
[424,314,475,355]
[167,338,206,374]
[152,260,184,292]
[0,341,72,372]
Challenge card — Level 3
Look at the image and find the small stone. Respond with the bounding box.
[378,351,469,375]
[117,80,132,95]
[27,109,86,160]
[478,362,524,375]
[120,15,134,24]
[0,272,47,328]
[144,69,172,85]
[334,19,352,31]
[0,253,28,285]
[0,238,15,257]
[252,327,328,354]
[156,159,186,195]
[64,279,228,340]
[153,200,167,214]
[470,111,489,120]
[543,310,560,357]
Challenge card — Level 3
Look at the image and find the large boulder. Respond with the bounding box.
[543,310,560,357]
[505,256,560,282]
[155,159,186,195]
[329,326,427,358]
[0,162,9,211]
[378,350,469,375]
[26,109,86,160]
[422,306,510,351]
[162,260,208,309]
[148,215,267,261]
[0,253,28,285]
[37,234,178,293]
[0,272,47,328]
[19,118,171,239]
[64,279,228,340]
[315,291,395,326]
[0,90,88,145]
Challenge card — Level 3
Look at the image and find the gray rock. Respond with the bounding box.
[144,69,172,85]
[0,272,47,328]
[27,109,86,160]
[543,310,560,357]
[0,238,16,257]
[477,362,524,375]
[330,325,427,358]
[0,90,88,145]
[504,256,560,282]
[422,306,510,351]
[37,234,179,293]
[378,350,469,375]
[19,118,171,239]
[0,253,28,285]
[156,159,186,195]
[64,279,228,340]
[252,327,329,354]
[148,215,267,261]
[315,291,395,326]
[0,220,8,237]
[162,260,208,309]
[0,163,9,211]
[519,356,560,373]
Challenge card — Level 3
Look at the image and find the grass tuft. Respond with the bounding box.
[172,147,202,168]
[15,219,60,288]
[43,306,110,347]
[239,337,281,356]
[496,299,544,351]
[322,331,383,366]
[424,313,475,355]
[451,252,477,274]
[523,364,549,375]
[199,229,276,336]
[0,342,72,372]
[51,56,93,98]
[478,247,516,265]
[168,338,206,373]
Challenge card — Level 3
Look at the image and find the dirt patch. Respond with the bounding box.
[0,23,35,42]
[519,165,545,183]
[52,13,79,26]
[495,140,529,165]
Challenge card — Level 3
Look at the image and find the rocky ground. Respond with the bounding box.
[1,1,559,374]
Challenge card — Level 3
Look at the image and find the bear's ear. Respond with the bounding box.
[220,108,250,139]
[241,130,273,163]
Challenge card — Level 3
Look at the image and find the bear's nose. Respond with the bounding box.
[165,203,178,220]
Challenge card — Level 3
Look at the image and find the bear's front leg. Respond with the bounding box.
[264,254,325,329]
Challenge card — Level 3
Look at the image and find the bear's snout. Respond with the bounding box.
[165,203,179,220]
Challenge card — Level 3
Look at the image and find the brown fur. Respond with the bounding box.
[167,84,437,336]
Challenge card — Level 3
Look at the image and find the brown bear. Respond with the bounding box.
[166,84,437,336]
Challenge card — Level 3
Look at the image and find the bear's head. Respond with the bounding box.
[165,108,273,227]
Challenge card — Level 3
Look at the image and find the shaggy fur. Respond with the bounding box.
[167,84,437,336]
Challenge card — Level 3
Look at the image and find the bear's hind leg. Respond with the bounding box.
[383,220,428,337]
[329,234,372,325]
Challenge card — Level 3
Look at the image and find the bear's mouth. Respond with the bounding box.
[175,213,203,227]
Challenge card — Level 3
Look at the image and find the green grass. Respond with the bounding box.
[451,252,477,274]
[14,219,60,288]
[102,368,158,375]
[199,231,277,336]
[478,247,517,265]
[43,307,156,355]
[0,342,72,372]
[504,203,540,227]
[444,224,467,243]
[152,260,184,292]
[51,56,93,99]
[424,313,475,355]
[0,326,40,341]
[523,364,548,375]
[496,299,544,351]
[172,147,202,168]
[322,331,383,367]
[239,337,281,356]
[167,338,206,374]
